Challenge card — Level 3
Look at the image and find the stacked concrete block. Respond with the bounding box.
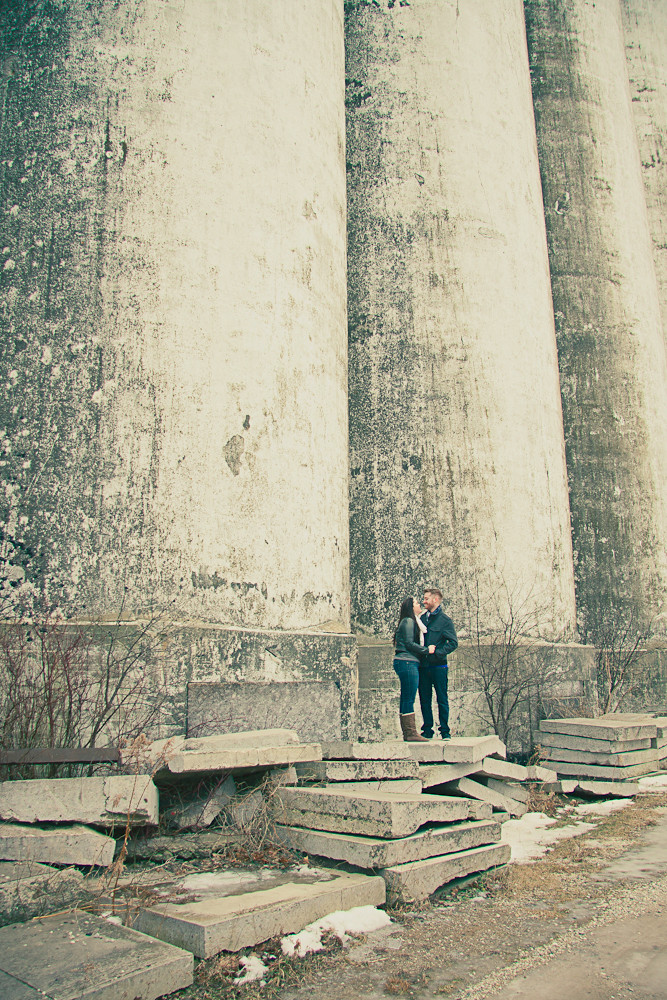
[277,740,510,901]
[538,715,662,783]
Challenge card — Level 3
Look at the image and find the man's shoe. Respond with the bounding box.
[421,732,434,740]
[441,733,452,740]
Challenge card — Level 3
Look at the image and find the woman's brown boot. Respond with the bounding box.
[399,712,428,742]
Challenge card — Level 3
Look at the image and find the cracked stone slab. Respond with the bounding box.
[276,818,502,868]
[331,779,423,794]
[321,741,411,760]
[442,778,527,817]
[419,761,483,788]
[406,736,506,763]
[549,759,656,780]
[0,823,116,867]
[540,746,660,767]
[381,842,511,902]
[475,758,529,782]
[132,868,385,956]
[271,787,480,838]
[0,910,193,999]
[164,740,322,775]
[573,779,641,797]
[539,717,657,742]
[537,731,654,754]
[295,759,419,782]
[0,776,158,827]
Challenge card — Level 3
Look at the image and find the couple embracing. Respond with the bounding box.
[393,588,458,743]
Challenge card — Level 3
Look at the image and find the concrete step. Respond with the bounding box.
[381,842,511,902]
[0,910,193,999]
[406,736,506,763]
[276,818,501,868]
[271,786,484,838]
[132,868,385,957]
[295,759,419,782]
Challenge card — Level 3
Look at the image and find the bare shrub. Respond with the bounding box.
[591,606,654,715]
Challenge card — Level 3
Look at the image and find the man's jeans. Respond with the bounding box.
[393,658,420,715]
[418,663,450,738]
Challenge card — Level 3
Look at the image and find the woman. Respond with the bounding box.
[393,596,430,742]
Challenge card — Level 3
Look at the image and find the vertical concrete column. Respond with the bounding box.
[0,1,350,630]
[346,0,575,636]
[525,0,667,636]
[621,1,667,352]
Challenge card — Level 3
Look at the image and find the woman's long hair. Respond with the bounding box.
[393,596,416,644]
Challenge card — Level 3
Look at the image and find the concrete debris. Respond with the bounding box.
[0,861,84,926]
[539,714,664,781]
[0,775,159,827]
[164,774,236,830]
[406,735,507,763]
[0,822,116,867]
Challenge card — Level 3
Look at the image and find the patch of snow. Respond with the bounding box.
[281,905,392,958]
[234,955,268,985]
[573,799,633,817]
[638,774,667,792]
[501,811,596,863]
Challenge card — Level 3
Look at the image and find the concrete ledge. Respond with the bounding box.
[133,871,386,956]
[381,842,511,902]
[407,736,506,763]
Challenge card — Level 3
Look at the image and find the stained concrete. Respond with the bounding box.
[538,731,653,753]
[295,760,419,783]
[540,718,657,741]
[550,760,656,781]
[276,819,502,869]
[419,761,482,788]
[156,736,322,776]
[407,736,507,764]
[381,842,511,903]
[443,778,527,817]
[271,787,478,838]
[0,823,116,867]
[322,742,410,761]
[0,910,193,999]
[0,776,158,827]
[132,869,385,956]
[540,745,660,767]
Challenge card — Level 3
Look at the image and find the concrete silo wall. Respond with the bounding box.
[0,0,350,632]
[346,0,576,637]
[525,0,667,636]
[621,0,667,353]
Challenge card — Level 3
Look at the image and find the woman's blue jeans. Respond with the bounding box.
[393,658,420,715]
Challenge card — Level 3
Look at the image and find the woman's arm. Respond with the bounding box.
[399,618,430,658]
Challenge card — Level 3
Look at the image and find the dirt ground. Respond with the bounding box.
[175,790,667,1000]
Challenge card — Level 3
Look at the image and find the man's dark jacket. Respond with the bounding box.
[419,605,458,667]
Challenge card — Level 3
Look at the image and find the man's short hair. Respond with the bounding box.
[424,587,443,600]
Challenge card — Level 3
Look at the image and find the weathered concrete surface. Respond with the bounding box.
[0,862,83,927]
[0,776,158,827]
[322,741,410,761]
[482,777,531,805]
[407,736,506,764]
[443,778,528,818]
[346,0,576,638]
[419,761,483,788]
[0,823,115,867]
[277,819,501,868]
[0,0,350,633]
[475,758,529,782]
[540,718,657,742]
[271,787,478,838]
[549,760,655,781]
[525,764,559,782]
[188,681,343,743]
[525,0,667,633]
[334,779,423,795]
[540,745,660,767]
[574,779,641,797]
[295,759,419,783]
[154,734,322,776]
[538,731,653,753]
[133,870,385,956]
[0,910,193,999]
[381,842,511,903]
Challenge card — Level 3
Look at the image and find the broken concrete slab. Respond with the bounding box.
[133,869,385,956]
[406,736,507,764]
[419,761,483,788]
[277,818,502,868]
[525,764,559,782]
[0,775,158,827]
[474,757,529,782]
[0,862,84,926]
[271,787,478,838]
[482,777,531,804]
[381,842,511,902]
[537,731,653,754]
[548,759,656,780]
[0,910,193,999]
[542,780,578,794]
[539,717,657,742]
[573,779,642,797]
[295,759,420,782]
[164,775,236,830]
[442,778,527,817]
[335,779,423,795]
[159,736,322,776]
[321,741,411,760]
[540,746,660,767]
[0,823,115,867]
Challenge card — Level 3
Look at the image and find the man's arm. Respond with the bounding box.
[434,614,458,658]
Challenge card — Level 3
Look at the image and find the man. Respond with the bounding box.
[418,588,458,740]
